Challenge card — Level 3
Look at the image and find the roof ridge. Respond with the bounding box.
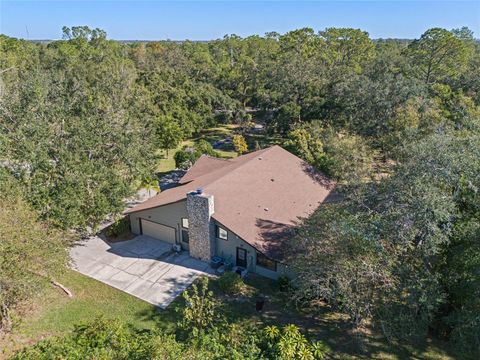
[203,155,234,162]
[178,154,235,185]
[198,146,275,192]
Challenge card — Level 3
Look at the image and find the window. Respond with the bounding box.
[182,229,189,243]
[216,225,228,240]
[256,252,277,271]
[181,218,189,229]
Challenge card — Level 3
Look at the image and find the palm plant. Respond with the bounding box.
[141,176,160,197]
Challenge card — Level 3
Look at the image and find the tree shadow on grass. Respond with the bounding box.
[134,299,182,334]
[133,273,454,359]
[221,274,454,359]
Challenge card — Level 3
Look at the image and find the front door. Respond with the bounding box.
[181,229,189,250]
[236,247,247,268]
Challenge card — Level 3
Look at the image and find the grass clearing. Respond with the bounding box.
[156,124,238,174]
[156,139,194,174]
[245,132,284,150]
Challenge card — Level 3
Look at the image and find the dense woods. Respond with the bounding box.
[1,25,479,357]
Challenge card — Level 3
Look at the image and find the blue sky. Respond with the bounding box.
[1,1,479,40]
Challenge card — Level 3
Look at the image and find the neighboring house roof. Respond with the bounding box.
[126,145,335,261]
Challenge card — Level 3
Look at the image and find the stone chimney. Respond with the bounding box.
[186,190,215,262]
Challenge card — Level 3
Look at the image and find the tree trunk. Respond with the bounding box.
[0,303,12,334]
[51,280,73,297]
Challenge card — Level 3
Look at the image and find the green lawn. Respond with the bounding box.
[2,269,454,359]
[0,270,177,357]
[156,124,238,174]
[156,139,195,174]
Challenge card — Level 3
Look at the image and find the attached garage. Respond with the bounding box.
[140,219,176,244]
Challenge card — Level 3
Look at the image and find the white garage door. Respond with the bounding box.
[141,219,176,244]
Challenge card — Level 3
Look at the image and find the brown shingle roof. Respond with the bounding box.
[178,155,232,185]
[126,146,335,261]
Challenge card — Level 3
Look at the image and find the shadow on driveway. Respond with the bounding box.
[70,235,215,309]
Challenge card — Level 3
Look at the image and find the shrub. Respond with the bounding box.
[233,134,248,154]
[105,217,130,237]
[174,140,220,169]
[11,318,186,359]
[174,148,193,169]
[218,271,244,295]
[260,324,330,359]
[277,275,292,292]
[284,128,326,165]
[195,139,217,157]
[180,277,218,333]
[11,317,325,359]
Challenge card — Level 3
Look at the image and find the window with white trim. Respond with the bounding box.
[216,225,228,240]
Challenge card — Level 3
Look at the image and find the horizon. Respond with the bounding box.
[1,1,479,41]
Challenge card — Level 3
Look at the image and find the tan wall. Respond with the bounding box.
[129,200,188,244]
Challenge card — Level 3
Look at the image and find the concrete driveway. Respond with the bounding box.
[70,235,214,308]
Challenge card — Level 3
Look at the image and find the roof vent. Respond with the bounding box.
[258,157,262,160]
[264,207,269,211]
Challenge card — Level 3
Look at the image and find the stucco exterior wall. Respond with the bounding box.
[129,200,291,280]
[213,220,290,280]
[215,225,255,270]
[129,200,188,243]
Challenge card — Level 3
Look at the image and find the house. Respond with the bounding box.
[125,145,335,280]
